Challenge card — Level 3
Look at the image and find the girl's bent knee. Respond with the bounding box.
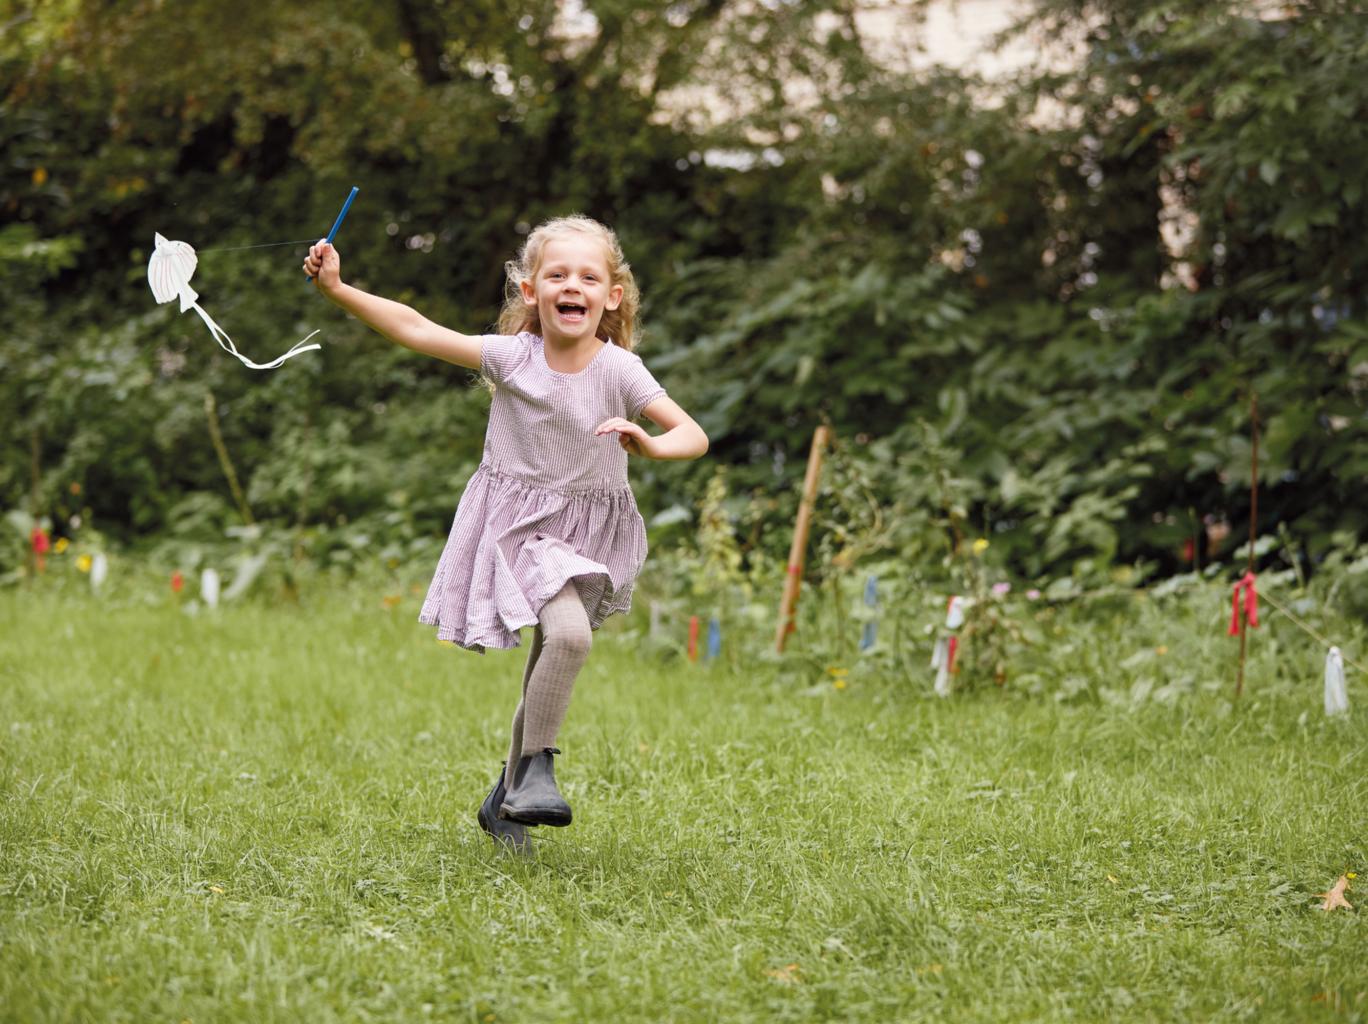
[544,627,591,661]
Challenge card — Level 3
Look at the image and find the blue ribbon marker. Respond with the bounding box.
[307,186,359,281]
[860,574,878,651]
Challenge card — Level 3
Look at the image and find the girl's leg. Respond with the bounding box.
[503,624,545,791]
[519,579,591,751]
[498,580,590,826]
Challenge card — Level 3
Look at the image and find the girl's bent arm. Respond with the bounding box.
[607,396,708,460]
[305,240,482,370]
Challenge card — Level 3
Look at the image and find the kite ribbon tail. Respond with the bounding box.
[229,331,322,371]
[188,302,321,371]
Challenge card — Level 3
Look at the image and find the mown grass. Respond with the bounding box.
[1,583,1365,1022]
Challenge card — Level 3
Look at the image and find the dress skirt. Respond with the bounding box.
[418,463,648,652]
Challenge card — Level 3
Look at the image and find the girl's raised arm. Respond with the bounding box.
[304,240,483,370]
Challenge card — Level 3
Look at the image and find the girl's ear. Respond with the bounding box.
[519,276,537,307]
[606,283,624,311]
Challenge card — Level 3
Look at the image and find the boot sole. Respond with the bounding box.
[499,801,572,827]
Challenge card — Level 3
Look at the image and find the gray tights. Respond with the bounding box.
[504,579,592,788]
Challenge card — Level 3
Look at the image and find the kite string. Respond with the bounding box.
[196,238,321,254]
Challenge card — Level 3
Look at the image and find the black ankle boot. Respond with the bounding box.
[499,747,572,827]
[478,764,532,853]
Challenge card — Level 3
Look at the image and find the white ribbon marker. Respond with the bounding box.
[147,233,320,370]
[1325,646,1349,716]
[201,567,221,609]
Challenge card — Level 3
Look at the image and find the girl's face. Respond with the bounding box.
[520,234,623,345]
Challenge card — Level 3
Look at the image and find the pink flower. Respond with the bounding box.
[30,527,50,555]
[1026,589,1042,601]
[991,582,1011,596]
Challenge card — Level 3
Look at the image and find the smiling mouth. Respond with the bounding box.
[555,302,588,323]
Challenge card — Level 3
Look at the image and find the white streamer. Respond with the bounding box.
[1325,646,1349,716]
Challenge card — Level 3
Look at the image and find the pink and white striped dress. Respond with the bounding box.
[419,332,667,652]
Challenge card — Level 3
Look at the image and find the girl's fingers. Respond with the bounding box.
[303,241,339,280]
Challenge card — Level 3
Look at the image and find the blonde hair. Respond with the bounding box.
[496,215,641,351]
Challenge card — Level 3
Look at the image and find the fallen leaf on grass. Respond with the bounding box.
[1314,875,1353,912]
[764,963,801,984]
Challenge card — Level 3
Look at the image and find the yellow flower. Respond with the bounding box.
[833,678,847,691]
[1155,645,1168,656]
[54,537,69,554]
[826,665,848,677]
[76,554,93,573]
[972,538,989,554]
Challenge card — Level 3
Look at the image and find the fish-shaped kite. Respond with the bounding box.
[147,233,321,370]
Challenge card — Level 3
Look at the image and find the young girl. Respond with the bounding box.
[303,216,708,851]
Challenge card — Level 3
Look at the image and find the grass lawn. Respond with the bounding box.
[1,584,1365,1022]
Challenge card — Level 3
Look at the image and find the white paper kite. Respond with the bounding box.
[147,233,320,370]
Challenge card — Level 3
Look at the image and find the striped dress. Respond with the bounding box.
[419,332,667,652]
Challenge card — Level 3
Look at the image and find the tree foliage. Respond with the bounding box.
[2,0,1364,580]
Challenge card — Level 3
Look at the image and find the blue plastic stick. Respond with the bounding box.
[706,617,722,660]
[306,186,359,281]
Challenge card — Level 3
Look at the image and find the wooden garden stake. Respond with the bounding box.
[27,428,41,581]
[1235,392,1259,698]
[775,425,830,653]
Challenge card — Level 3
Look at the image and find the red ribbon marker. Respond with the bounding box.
[30,526,49,573]
[1228,571,1259,636]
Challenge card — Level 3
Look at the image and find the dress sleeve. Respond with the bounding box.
[623,352,668,420]
[479,333,531,387]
